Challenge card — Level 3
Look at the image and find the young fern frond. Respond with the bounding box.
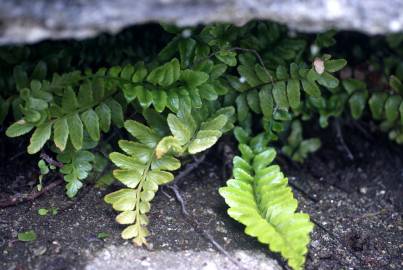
[219,128,314,270]
[105,106,235,245]
[57,147,95,198]
[282,120,321,162]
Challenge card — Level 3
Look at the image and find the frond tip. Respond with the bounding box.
[219,141,314,270]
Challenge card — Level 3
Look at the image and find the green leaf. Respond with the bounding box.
[53,118,69,151]
[66,114,83,150]
[198,83,218,101]
[147,59,181,87]
[301,138,321,152]
[188,130,222,154]
[276,65,288,80]
[77,82,94,107]
[31,61,47,80]
[389,75,403,94]
[97,232,110,239]
[110,152,144,170]
[96,103,112,133]
[28,122,52,154]
[178,38,196,67]
[167,114,193,145]
[151,156,181,171]
[38,160,49,175]
[216,51,237,66]
[317,72,339,89]
[246,90,262,114]
[368,92,388,120]
[342,79,366,94]
[238,65,261,87]
[118,140,153,163]
[106,99,124,128]
[121,65,135,80]
[121,225,138,239]
[147,171,174,185]
[385,95,402,122]
[104,188,137,211]
[273,81,289,109]
[301,80,321,97]
[155,136,183,158]
[18,230,37,242]
[236,94,249,122]
[180,69,209,88]
[50,207,58,215]
[124,120,160,148]
[324,59,347,72]
[6,120,34,137]
[259,86,274,119]
[14,66,28,90]
[66,179,83,198]
[38,208,48,216]
[61,87,78,112]
[116,211,136,224]
[349,91,368,119]
[287,79,301,109]
[200,114,228,131]
[254,64,272,83]
[113,167,144,188]
[210,64,227,79]
[81,109,100,141]
[132,62,148,83]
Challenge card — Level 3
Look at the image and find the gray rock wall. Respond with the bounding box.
[1,0,402,44]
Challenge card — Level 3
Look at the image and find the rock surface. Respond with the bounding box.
[0,0,403,45]
[85,247,282,270]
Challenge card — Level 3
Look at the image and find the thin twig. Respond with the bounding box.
[166,184,247,270]
[40,152,64,168]
[288,180,319,203]
[334,119,354,160]
[9,150,27,161]
[170,153,207,186]
[0,179,63,208]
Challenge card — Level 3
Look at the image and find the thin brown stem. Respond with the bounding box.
[0,179,63,208]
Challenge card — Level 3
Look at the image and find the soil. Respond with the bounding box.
[0,121,402,270]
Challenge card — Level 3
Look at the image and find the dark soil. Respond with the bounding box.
[0,121,402,270]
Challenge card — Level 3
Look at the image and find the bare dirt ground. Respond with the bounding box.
[0,121,402,270]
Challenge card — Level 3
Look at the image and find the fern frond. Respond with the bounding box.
[105,106,234,245]
[57,147,95,198]
[219,129,314,270]
[324,77,403,144]
[5,71,123,153]
[282,120,321,162]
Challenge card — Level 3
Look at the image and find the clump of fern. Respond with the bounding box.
[2,22,403,270]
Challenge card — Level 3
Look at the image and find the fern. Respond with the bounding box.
[105,105,234,245]
[57,147,95,197]
[219,128,314,270]
[316,76,403,144]
[282,120,321,162]
[4,22,403,270]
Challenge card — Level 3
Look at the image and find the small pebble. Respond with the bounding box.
[359,187,368,194]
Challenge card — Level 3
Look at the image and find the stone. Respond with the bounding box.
[0,0,402,45]
[84,245,283,270]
